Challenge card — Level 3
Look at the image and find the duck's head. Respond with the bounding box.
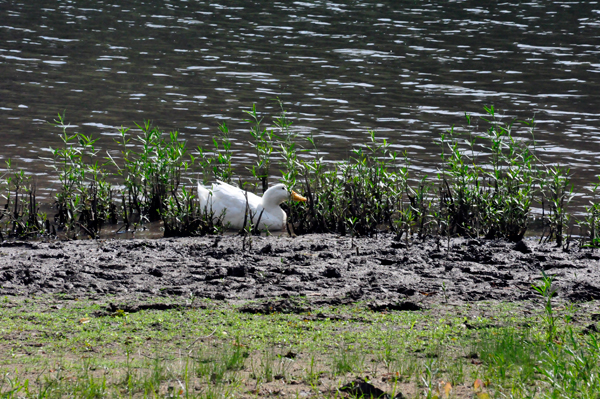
[263,183,307,206]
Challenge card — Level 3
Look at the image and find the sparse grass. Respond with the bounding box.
[0,295,599,398]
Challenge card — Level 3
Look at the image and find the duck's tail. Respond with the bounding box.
[197,181,211,208]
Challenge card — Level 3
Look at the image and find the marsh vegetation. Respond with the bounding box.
[0,105,598,248]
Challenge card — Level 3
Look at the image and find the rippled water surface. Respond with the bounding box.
[2,0,600,203]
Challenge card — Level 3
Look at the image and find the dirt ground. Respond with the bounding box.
[1,233,599,307]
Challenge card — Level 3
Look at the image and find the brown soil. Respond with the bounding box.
[1,234,598,306]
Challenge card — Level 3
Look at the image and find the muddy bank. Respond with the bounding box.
[0,234,599,306]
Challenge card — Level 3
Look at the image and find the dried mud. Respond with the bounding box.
[1,234,599,308]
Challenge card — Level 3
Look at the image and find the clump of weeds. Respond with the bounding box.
[580,175,600,248]
[109,120,192,228]
[539,165,574,247]
[43,112,115,238]
[0,159,50,239]
[287,130,409,237]
[436,106,537,242]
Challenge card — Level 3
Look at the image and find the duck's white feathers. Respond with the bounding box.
[198,181,288,231]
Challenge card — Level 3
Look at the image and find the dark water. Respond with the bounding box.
[2,0,600,207]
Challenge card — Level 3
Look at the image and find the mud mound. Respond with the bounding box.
[0,235,598,305]
[239,298,311,314]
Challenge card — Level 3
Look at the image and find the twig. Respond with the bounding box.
[254,208,265,235]
[186,328,217,353]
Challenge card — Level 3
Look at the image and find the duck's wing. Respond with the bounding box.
[215,181,262,209]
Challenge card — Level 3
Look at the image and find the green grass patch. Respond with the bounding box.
[0,295,599,398]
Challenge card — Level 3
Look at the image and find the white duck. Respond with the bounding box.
[197,181,307,231]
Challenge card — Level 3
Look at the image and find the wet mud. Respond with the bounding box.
[0,234,599,307]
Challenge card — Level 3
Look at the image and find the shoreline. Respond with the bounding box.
[1,234,598,306]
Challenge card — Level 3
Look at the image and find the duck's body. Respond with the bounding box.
[197,181,306,231]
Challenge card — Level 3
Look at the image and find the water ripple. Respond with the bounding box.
[0,0,599,207]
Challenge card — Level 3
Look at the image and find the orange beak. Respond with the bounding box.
[291,190,307,202]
